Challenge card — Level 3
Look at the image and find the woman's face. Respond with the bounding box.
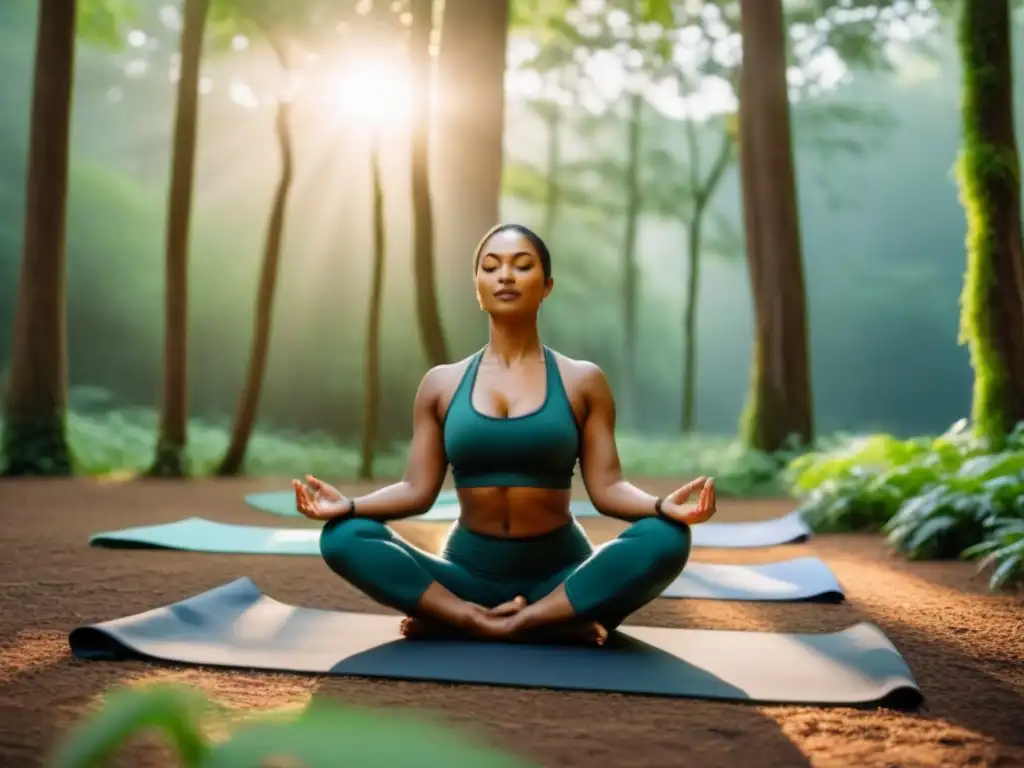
[474,229,553,317]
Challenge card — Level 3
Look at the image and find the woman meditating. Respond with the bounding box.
[292,223,718,645]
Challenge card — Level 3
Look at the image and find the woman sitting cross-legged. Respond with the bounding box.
[292,223,718,645]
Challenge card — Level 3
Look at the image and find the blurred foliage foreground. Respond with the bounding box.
[48,682,538,767]
[1,389,1021,592]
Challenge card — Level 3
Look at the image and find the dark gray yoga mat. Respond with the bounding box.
[68,578,920,708]
[90,517,844,603]
[243,491,812,549]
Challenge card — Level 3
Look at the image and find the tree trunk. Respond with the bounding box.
[216,54,294,477]
[360,141,386,480]
[409,0,450,368]
[620,92,643,423]
[542,104,562,240]
[436,0,509,332]
[957,0,1024,446]
[149,0,209,477]
[736,0,814,452]
[680,122,733,434]
[681,210,702,432]
[2,0,75,476]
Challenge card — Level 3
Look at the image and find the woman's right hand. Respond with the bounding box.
[292,475,352,521]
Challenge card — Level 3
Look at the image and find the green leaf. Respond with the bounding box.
[639,0,673,27]
[49,683,216,768]
[959,452,1024,480]
[902,514,957,559]
[961,539,1000,559]
[510,0,575,29]
[78,0,139,50]
[989,551,1023,590]
[205,0,362,56]
[203,703,539,768]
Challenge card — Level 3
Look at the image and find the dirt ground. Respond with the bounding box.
[0,477,1022,768]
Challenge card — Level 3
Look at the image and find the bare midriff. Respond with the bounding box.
[455,486,573,538]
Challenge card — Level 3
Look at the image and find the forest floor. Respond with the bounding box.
[0,477,1022,768]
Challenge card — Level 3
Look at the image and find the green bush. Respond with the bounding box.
[962,518,1024,590]
[49,682,537,768]
[784,419,1024,590]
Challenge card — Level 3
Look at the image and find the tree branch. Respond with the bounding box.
[695,127,733,211]
[249,13,288,71]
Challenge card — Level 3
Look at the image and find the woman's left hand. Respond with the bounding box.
[659,476,717,525]
[292,475,351,521]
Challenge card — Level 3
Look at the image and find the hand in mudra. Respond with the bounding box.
[292,475,351,520]
[659,476,717,525]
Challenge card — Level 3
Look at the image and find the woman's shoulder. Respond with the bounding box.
[418,354,477,391]
[548,349,609,390]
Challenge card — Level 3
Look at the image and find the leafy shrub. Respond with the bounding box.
[784,419,1024,590]
[961,517,1024,590]
[50,682,538,768]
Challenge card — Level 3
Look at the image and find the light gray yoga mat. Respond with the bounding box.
[243,491,812,549]
[68,577,920,708]
[89,517,844,603]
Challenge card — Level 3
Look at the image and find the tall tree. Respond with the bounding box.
[956,0,1024,445]
[2,0,77,476]
[619,91,643,418]
[435,0,510,340]
[360,139,387,479]
[679,122,733,433]
[409,0,450,367]
[149,0,210,477]
[216,24,294,476]
[736,0,814,452]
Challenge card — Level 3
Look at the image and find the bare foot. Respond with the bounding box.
[400,616,462,640]
[522,620,609,647]
[469,611,608,646]
[401,596,528,642]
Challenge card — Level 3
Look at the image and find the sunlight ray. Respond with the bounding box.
[0,629,66,684]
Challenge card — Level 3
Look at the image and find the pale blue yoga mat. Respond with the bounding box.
[243,491,812,549]
[68,577,921,708]
[245,490,596,523]
[89,517,843,603]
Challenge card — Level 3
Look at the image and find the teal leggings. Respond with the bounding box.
[319,516,691,630]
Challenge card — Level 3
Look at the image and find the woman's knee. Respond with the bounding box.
[319,517,387,570]
[629,516,692,573]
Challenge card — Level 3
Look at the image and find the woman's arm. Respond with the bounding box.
[342,368,450,520]
[576,363,662,520]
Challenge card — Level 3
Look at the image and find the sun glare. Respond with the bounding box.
[323,56,413,130]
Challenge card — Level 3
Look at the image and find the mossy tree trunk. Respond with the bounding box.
[217,36,294,477]
[360,140,386,480]
[735,0,814,452]
[2,0,76,476]
[149,0,209,477]
[409,0,450,368]
[956,0,1024,446]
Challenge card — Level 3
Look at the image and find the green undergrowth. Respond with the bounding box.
[784,419,1024,591]
[0,389,788,496]
[49,682,537,768]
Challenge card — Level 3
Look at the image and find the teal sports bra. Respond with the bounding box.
[443,347,580,489]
